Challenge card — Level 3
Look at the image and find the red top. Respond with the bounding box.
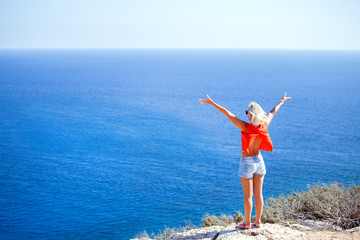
[241,123,273,154]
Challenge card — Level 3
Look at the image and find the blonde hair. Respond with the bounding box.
[248,102,268,126]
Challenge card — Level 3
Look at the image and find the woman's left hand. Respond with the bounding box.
[281,92,291,102]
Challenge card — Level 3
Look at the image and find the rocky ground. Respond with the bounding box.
[145,222,360,240]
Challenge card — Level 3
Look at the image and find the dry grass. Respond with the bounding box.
[134,221,195,240]
[202,182,360,230]
[262,182,360,229]
[201,211,245,227]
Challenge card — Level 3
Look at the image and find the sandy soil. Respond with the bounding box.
[306,230,360,240]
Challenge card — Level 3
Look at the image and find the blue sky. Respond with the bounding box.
[0,0,359,49]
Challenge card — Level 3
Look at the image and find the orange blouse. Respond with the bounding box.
[241,123,273,154]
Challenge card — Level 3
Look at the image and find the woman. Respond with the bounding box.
[199,93,291,229]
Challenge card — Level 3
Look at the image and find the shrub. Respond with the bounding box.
[233,211,244,223]
[220,214,235,226]
[154,221,195,240]
[154,226,177,240]
[202,214,222,227]
[202,213,236,227]
[264,182,360,229]
[134,230,151,240]
[134,221,195,240]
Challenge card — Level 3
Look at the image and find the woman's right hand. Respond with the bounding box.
[199,95,214,104]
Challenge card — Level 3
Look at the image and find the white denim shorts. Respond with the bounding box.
[239,154,266,178]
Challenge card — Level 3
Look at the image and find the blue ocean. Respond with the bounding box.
[0,49,360,239]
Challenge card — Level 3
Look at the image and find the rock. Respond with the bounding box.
[169,223,308,240]
[216,223,308,240]
[166,223,360,240]
[289,224,312,231]
[300,220,327,229]
[345,226,360,235]
[168,225,223,240]
[299,220,342,231]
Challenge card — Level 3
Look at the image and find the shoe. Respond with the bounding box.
[236,222,251,229]
[253,221,261,228]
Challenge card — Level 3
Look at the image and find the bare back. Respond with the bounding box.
[241,135,262,157]
[241,122,269,158]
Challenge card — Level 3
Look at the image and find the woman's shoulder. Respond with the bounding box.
[241,122,249,132]
[243,122,269,133]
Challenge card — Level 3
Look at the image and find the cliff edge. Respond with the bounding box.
[134,222,360,240]
[168,222,360,240]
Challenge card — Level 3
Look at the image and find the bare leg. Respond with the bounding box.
[241,177,253,224]
[253,174,265,223]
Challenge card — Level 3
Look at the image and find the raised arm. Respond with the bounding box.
[266,92,291,125]
[199,95,247,131]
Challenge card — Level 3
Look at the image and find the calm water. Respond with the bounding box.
[0,49,360,239]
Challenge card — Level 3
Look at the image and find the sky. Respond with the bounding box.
[0,0,359,50]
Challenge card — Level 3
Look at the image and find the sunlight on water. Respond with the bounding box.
[0,49,359,239]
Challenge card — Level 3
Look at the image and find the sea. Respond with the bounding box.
[0,49,359,240]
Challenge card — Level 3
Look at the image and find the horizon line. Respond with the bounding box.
[0,47,359,52]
